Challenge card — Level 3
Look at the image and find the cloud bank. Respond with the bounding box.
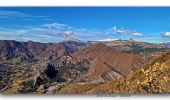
[0,23,152,43]
[132,32,144,36]
[162,32,170,37]
[112,26,144,37]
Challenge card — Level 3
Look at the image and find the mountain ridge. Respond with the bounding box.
[0,40,79,60]
[71,43,145,82]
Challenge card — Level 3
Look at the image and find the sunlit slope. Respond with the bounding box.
[56,50,170,94]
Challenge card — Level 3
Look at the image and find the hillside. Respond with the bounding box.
[0,40,79,60]
[56,50,170,94]
[0,40,169,94]
[87,50,170,94]
[90,39,169,61]
[71,43,145,83]
[0,40,34,60]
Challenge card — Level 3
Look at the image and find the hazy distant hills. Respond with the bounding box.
[0,39,169,94]
[160,42,170,48]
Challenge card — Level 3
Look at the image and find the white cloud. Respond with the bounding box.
[112,26,132,35]
[112,26,117,32]
[116,29,129,35]
[162,32,170,37]
[34,34,52,38]
[0,22,146,42]
[132,32,144,36]
[16,30,28,34]
[0,10,29,18]
[0,31,14,35]
[111,26,144,37]
[42,23,66,29]
[40,23,74,38]
[0,23,76,42]
[0,10,52,21]
[95,38,118,41]
[59,31,73,37]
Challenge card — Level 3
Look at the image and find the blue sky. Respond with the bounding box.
[0,7,170,43]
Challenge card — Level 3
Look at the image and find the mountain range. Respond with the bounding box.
[0,38,169,94]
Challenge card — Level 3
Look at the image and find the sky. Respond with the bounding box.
[0,7,170,43]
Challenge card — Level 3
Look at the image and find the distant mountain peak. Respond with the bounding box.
[128,38,135,42]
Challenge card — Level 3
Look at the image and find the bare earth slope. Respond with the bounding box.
[58,50,170,94]
[71,43,145,83]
